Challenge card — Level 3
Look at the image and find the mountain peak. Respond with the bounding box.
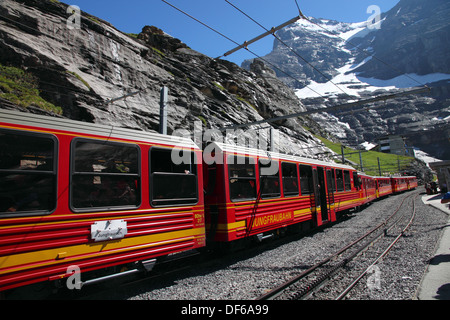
[241,1,450,160]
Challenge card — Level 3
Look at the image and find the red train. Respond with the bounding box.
[0,110,417,293]
[391,175,418,193]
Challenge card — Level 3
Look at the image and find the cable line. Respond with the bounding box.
[299,11,428,89]
[224,0,352,98]
[222,86,429,130]
[161,0,240,48]
[161,0,325,98]
[161,0,430,131]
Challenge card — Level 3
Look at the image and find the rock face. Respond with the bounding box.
[354,0,450,79]
[242,0,450,160]
[0,0,329,157]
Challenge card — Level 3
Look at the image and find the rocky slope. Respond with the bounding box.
[242,0,450,160]
[0,0,329,157]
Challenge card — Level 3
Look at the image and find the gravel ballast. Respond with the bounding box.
[100,188,448,300]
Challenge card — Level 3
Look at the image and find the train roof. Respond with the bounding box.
[210,141,356,171]
[0,109,199,150]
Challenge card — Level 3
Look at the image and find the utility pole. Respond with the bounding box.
[359,150,363,172]
[159,86,168,135]
[378,157,382,176]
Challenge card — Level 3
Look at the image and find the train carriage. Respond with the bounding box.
[375,176,393,198]
[203,142,362,243]
[0,109,420,293]
[406,176,418,190]
[358,173,377,204]
[0,109,205,291]
[391,176,409,193]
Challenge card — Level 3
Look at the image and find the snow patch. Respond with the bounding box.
[414,149,442,166]
[295,67,450,99]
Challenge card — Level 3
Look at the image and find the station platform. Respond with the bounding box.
[416,193,450,300]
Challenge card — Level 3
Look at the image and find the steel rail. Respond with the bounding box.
[334,193,419,300]
[256,192,413,300]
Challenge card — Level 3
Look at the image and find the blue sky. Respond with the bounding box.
[68,0,400,65]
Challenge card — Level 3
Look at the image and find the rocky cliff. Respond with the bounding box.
[354,0,450,79]
[0,0,330,157]
[242,0,450,160]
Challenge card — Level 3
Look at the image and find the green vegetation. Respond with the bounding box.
[66,70,91,90]
[0,64,62,114]
[316,135,416,176]
[197,115,207,127]
[236,95,257,112]
[212,81,226,91]
[86,16,101,25]
[151,47,166,59]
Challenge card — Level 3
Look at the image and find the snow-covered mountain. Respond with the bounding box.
[242,0,450,160]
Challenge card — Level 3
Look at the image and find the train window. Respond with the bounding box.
[326,169,336,192]
[259,160,280,199]
[282,162,299,197]
[228,155,256,201]
[353,172,361,189]
[344,170,351,191]
[150,148,198,207]
[71,139,140,210]
[299,165,313,195]
[0,129,57,216]
[336,169,344,192]
[327,169,336,192]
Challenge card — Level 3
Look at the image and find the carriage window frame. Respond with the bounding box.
[259,159,281,199]
[281,162,299,197]
[70,138,141,212]
[0,128,58,217]
[299,164,313,195]
[336,169,344,192]
[353,172,361,190]
[344,170,351,191]
[228,155,257,202]
[149,147,198,207]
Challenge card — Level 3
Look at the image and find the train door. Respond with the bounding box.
[326,168,335,218]
[375,179,380,198]
[362,177,368,200]
[313,167,329,223]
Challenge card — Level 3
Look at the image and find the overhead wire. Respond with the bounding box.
[0,0,431,152]
[160,0,325,98]
[297,6,428,89]
[160,0,240,48]
[224,0,352,99]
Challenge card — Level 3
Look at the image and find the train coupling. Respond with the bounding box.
[256,233,274,242]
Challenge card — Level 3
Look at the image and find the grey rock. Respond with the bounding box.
[0,0,329,158]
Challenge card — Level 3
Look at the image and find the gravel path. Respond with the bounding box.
[97,188,448,300]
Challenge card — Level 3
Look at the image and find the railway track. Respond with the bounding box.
[44,191,421,300]
[257,192,419,300]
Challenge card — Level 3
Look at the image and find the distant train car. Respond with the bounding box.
[406,176,418,190]
[391,176,411,193]
[0,110,205,291]
[203,142,362,244]
[358,173,377,204]
[375,176,393,198]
